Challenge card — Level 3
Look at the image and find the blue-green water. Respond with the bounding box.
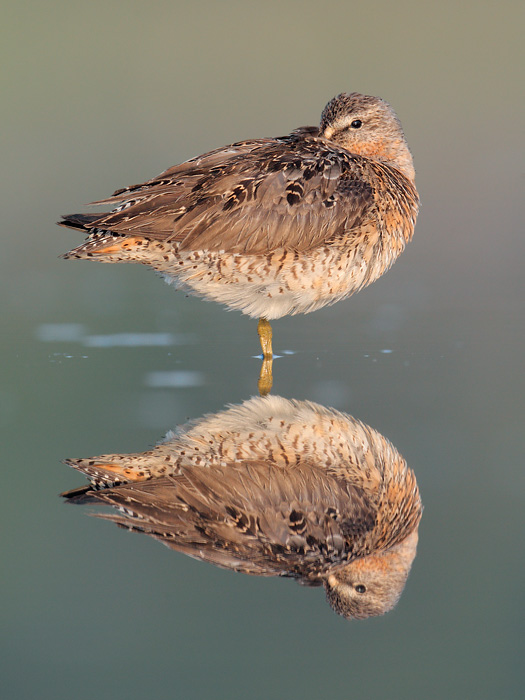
[2,2,523,698]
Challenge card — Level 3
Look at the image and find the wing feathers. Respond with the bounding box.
[62,132,378,254]
[82,461,377,578]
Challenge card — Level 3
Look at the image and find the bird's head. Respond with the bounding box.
[323,529,419,620]
[319,92,415,181]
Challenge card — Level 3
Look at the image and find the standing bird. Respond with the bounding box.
[62,396,422,620]
[59,93,419,358]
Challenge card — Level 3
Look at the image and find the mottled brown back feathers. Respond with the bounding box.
[59,93,418,256]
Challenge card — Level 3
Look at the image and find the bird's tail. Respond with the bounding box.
[62,453,156,490]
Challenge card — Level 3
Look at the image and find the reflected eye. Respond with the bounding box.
[355,584,366,594]
[350,120,362,129]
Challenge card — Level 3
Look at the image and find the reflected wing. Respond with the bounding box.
[84,460,377,580]
[70,130,375,254]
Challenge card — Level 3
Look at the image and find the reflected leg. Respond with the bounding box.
[258,356,273,396]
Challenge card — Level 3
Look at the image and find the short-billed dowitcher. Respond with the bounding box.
[60,93,419,357]
[62,396,422,620]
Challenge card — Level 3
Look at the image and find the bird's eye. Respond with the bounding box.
[355,584,366,594]
[350,120,362,129]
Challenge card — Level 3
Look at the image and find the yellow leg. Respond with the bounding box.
[258,356,273,396]
[257,318,273,358]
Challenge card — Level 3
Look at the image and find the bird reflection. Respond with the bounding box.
[62,396,422,620]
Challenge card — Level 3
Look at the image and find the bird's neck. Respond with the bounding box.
[355,138,416,182]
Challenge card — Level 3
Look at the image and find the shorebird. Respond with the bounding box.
[59,93,419,359]
[62,396,422,620]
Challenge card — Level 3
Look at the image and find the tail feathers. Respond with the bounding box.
[59,231,131,260]
[62,456,152,489]
[59,212,128,260]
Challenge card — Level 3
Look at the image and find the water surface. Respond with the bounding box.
[2,2,523,698]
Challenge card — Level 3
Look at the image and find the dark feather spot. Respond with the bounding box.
[223,184,248,211]
[286,182,304,206]
[267,160,283,173]
[226,505,239,519]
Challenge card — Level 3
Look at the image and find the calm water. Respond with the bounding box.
[2,2,523,699]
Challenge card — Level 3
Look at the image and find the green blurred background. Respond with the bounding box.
[2,1,523,698]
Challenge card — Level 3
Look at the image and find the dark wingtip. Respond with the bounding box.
[57,213,103,231]
[60,485,100,505]
[56,217,77,229]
